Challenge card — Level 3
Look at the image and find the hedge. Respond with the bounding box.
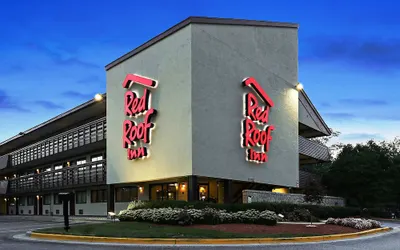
[127,200,363,219]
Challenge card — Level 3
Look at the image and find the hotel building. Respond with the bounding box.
[0,17,331,216]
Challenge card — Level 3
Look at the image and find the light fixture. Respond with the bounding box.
[36,169,39,173]
[139,186,144,193]
[94,93,103,101]
[36,195,39,199]
[296,83,303,91]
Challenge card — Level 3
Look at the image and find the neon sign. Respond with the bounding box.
[241,77,275,164]
[122,74,158,160]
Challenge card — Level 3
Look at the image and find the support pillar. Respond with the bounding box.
[224,179,233,204]
[15,197,19,215]
[107,184,115,213]
[187,176,199,201]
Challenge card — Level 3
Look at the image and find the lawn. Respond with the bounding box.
[35,222,319,239]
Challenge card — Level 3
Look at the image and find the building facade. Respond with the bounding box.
[0,17,331,216]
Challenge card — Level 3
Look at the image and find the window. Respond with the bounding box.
[91,155,103,162]
[27,196,35,206]
[54,165,63,170]
[44,167,52,172]
[43,194,51,205]
[76,191,87,204]
[54,194,62,205]
[91,189,107,203]
[77,159,87,165]
[19,197,25,206]
[116,187,138,202]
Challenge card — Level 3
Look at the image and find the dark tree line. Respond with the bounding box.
[307,131,400,209]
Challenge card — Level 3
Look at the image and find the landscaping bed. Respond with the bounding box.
[189,223,361,235]
[35,222,361,239]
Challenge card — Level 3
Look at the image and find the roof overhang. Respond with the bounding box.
[0,94,106,155]
[299,90,331,138]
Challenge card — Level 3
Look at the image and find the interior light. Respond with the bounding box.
[94,93,103,101]
[296,83,303,91]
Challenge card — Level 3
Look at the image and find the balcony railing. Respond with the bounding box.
[9,117,106,167]
[299,136,330,162]
[8,160,106,194]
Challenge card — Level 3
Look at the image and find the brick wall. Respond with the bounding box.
[242,190,345,207]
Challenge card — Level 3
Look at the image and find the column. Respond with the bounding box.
[187,176,199,201]
[107,184,115,213]
[223,179,233,204]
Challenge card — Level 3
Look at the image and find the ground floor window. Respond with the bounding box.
[76,191,87,204]
[199,184,209,201]
[150,183,178,201]
[53,194,62,204]
[43,194,51,205]
[91,189,107,203]
[19,197,25,206]
[115,187,138,202]
[27,196,34,206]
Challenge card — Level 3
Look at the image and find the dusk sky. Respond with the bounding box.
[0,0,399,146]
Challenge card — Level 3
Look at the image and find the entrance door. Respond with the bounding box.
[38,196,43,215]
[34,197,38,215]
[69,193,75,216]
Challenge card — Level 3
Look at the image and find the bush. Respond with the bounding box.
[124,200,361,221]
[326,217,382,230]
[118,207,278,226]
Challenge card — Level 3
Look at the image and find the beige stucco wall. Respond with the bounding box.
[106,26,193,185]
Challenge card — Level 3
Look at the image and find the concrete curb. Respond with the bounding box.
[29,227,392,245]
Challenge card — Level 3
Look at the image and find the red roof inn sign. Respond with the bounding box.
[122,74,158,160]
[241,77,275,164]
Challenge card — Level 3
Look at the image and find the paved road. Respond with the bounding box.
[1,217,399,249]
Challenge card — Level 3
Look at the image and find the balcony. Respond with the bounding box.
[8,117,106,167]
[299,136,330,164]
[8,160,106,194]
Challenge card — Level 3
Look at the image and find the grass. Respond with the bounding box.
[35,222,319,239]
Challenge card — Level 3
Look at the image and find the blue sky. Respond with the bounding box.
[0,0,399,146]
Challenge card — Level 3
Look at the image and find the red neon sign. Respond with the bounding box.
[122,74,158,160]
[241,77,274,164]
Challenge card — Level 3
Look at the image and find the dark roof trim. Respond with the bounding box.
[105,16,299,71]
[0,93,106,148]
[300,90,331,136]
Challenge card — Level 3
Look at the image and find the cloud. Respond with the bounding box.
[34,100,64,110]
[0,89,30,113]
[322,112,356,120]
[341,133,385,140]
[302,36,400,71]
[62,91,93,100]
[339,98,388,106]
[26,42,100,69]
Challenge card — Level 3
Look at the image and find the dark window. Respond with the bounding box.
[91,189,107,203]
[115,187,138,202]
[43,194,51,205]
[53,194,62,204]
[27,196,34,206]
[79,209,84,215]
[19,197,25,206]
[76,191,87,204]
[56,209,60,215]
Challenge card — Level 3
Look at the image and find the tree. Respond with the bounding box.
[323,139,400,208]
[303,179,324,204]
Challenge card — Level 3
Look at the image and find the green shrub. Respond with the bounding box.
[125,200,362,220]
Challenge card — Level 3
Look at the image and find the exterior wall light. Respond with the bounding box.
[139,186,144,193]
[296,83,303,91]
[94,94,103,101]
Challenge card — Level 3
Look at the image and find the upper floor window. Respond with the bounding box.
[91,155,103,162]
[54,165,63,170]
[77,159,87,165]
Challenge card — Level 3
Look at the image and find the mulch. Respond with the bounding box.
[188,223,360,235]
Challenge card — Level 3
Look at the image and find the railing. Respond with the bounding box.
[299,136,330,162]
[8,160,106,194]
[8,117,106,166]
